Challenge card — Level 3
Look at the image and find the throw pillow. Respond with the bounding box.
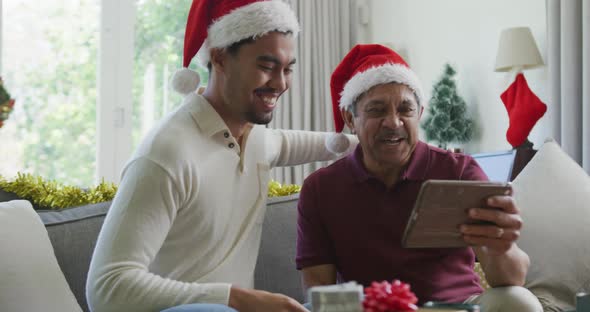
[512,139,590,311]
[0,200,82,311]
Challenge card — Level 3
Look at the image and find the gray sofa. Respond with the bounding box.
[4,138,590,312]
[0,189,303,312]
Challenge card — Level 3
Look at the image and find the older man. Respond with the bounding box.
[297,44,542,312]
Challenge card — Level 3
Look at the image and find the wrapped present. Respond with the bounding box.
[309,282,364,312]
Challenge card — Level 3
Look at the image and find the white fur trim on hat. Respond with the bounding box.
[339,64,425,110]
[199,1,300,65]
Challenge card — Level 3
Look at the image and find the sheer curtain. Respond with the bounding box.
[270,0,359,185]
[547,0,590,173]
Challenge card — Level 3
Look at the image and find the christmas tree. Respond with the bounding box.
[0,77,15,128]
[421,64,474,150]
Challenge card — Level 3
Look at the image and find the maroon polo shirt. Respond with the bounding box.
[296,141,487,304]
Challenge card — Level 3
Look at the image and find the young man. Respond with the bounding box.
[86,1,354,311]
[296,44,542,312]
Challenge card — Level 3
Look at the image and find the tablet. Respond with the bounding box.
[401,180,512,248]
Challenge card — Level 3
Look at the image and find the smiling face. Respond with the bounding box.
[343,82,423,175]
[215,31,296,125]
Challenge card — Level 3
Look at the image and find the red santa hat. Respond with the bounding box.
[171,0,300,95]
[326,44,425,153]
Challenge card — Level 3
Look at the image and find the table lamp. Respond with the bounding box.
[495,26,547,149]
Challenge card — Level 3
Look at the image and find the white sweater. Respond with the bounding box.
[86,94,355,312]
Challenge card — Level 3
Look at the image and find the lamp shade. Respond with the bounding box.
[494,27,544,72]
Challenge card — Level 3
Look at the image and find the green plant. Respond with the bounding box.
[421,64,474,149]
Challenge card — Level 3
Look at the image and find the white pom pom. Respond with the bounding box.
[326,132,350,154]
[171,68,200,95]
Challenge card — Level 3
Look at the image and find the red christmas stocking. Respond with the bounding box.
[500,73,547,147]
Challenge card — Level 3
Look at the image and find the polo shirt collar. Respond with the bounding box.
[189,94,231,137]
[348,141,430,183]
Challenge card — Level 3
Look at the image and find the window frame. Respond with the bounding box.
[97,0,136,183]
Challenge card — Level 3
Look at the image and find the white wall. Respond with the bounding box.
[366,0,549,153]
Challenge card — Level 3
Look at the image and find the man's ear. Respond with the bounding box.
[341,108,355,132]
[209,48,226,72]
[418,104,425,120]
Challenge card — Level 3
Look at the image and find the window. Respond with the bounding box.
[132,0,207,147]
[0,0,100,186]
[0,0,205,185]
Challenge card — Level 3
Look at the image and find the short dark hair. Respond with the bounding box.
[206,36,256,71]
[206,31,293,72]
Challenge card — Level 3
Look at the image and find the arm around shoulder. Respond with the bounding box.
[268,129,357,167]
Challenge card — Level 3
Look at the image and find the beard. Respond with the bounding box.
[244,110,274,125]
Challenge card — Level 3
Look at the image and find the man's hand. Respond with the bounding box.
[460,193,530,286]
[228,286,308,312]
[460,194,523,255]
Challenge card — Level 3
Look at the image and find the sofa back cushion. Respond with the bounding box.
[513,139,590,311]
[255,194,304,302]
[39,201,111,312]
[0,200,82,312]
[0,189,19,202]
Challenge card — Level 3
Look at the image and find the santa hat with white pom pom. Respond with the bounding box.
[171,0,301,96]
[326,44,425,153]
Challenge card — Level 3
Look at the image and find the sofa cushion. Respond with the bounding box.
[512,139,590,311]
[39,201,111,312]
[0,200,82,312]
[255,194,304,302]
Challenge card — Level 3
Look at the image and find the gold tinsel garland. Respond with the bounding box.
[267,180,301,197]
[0,173,301,210]
[0,173,118,210]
